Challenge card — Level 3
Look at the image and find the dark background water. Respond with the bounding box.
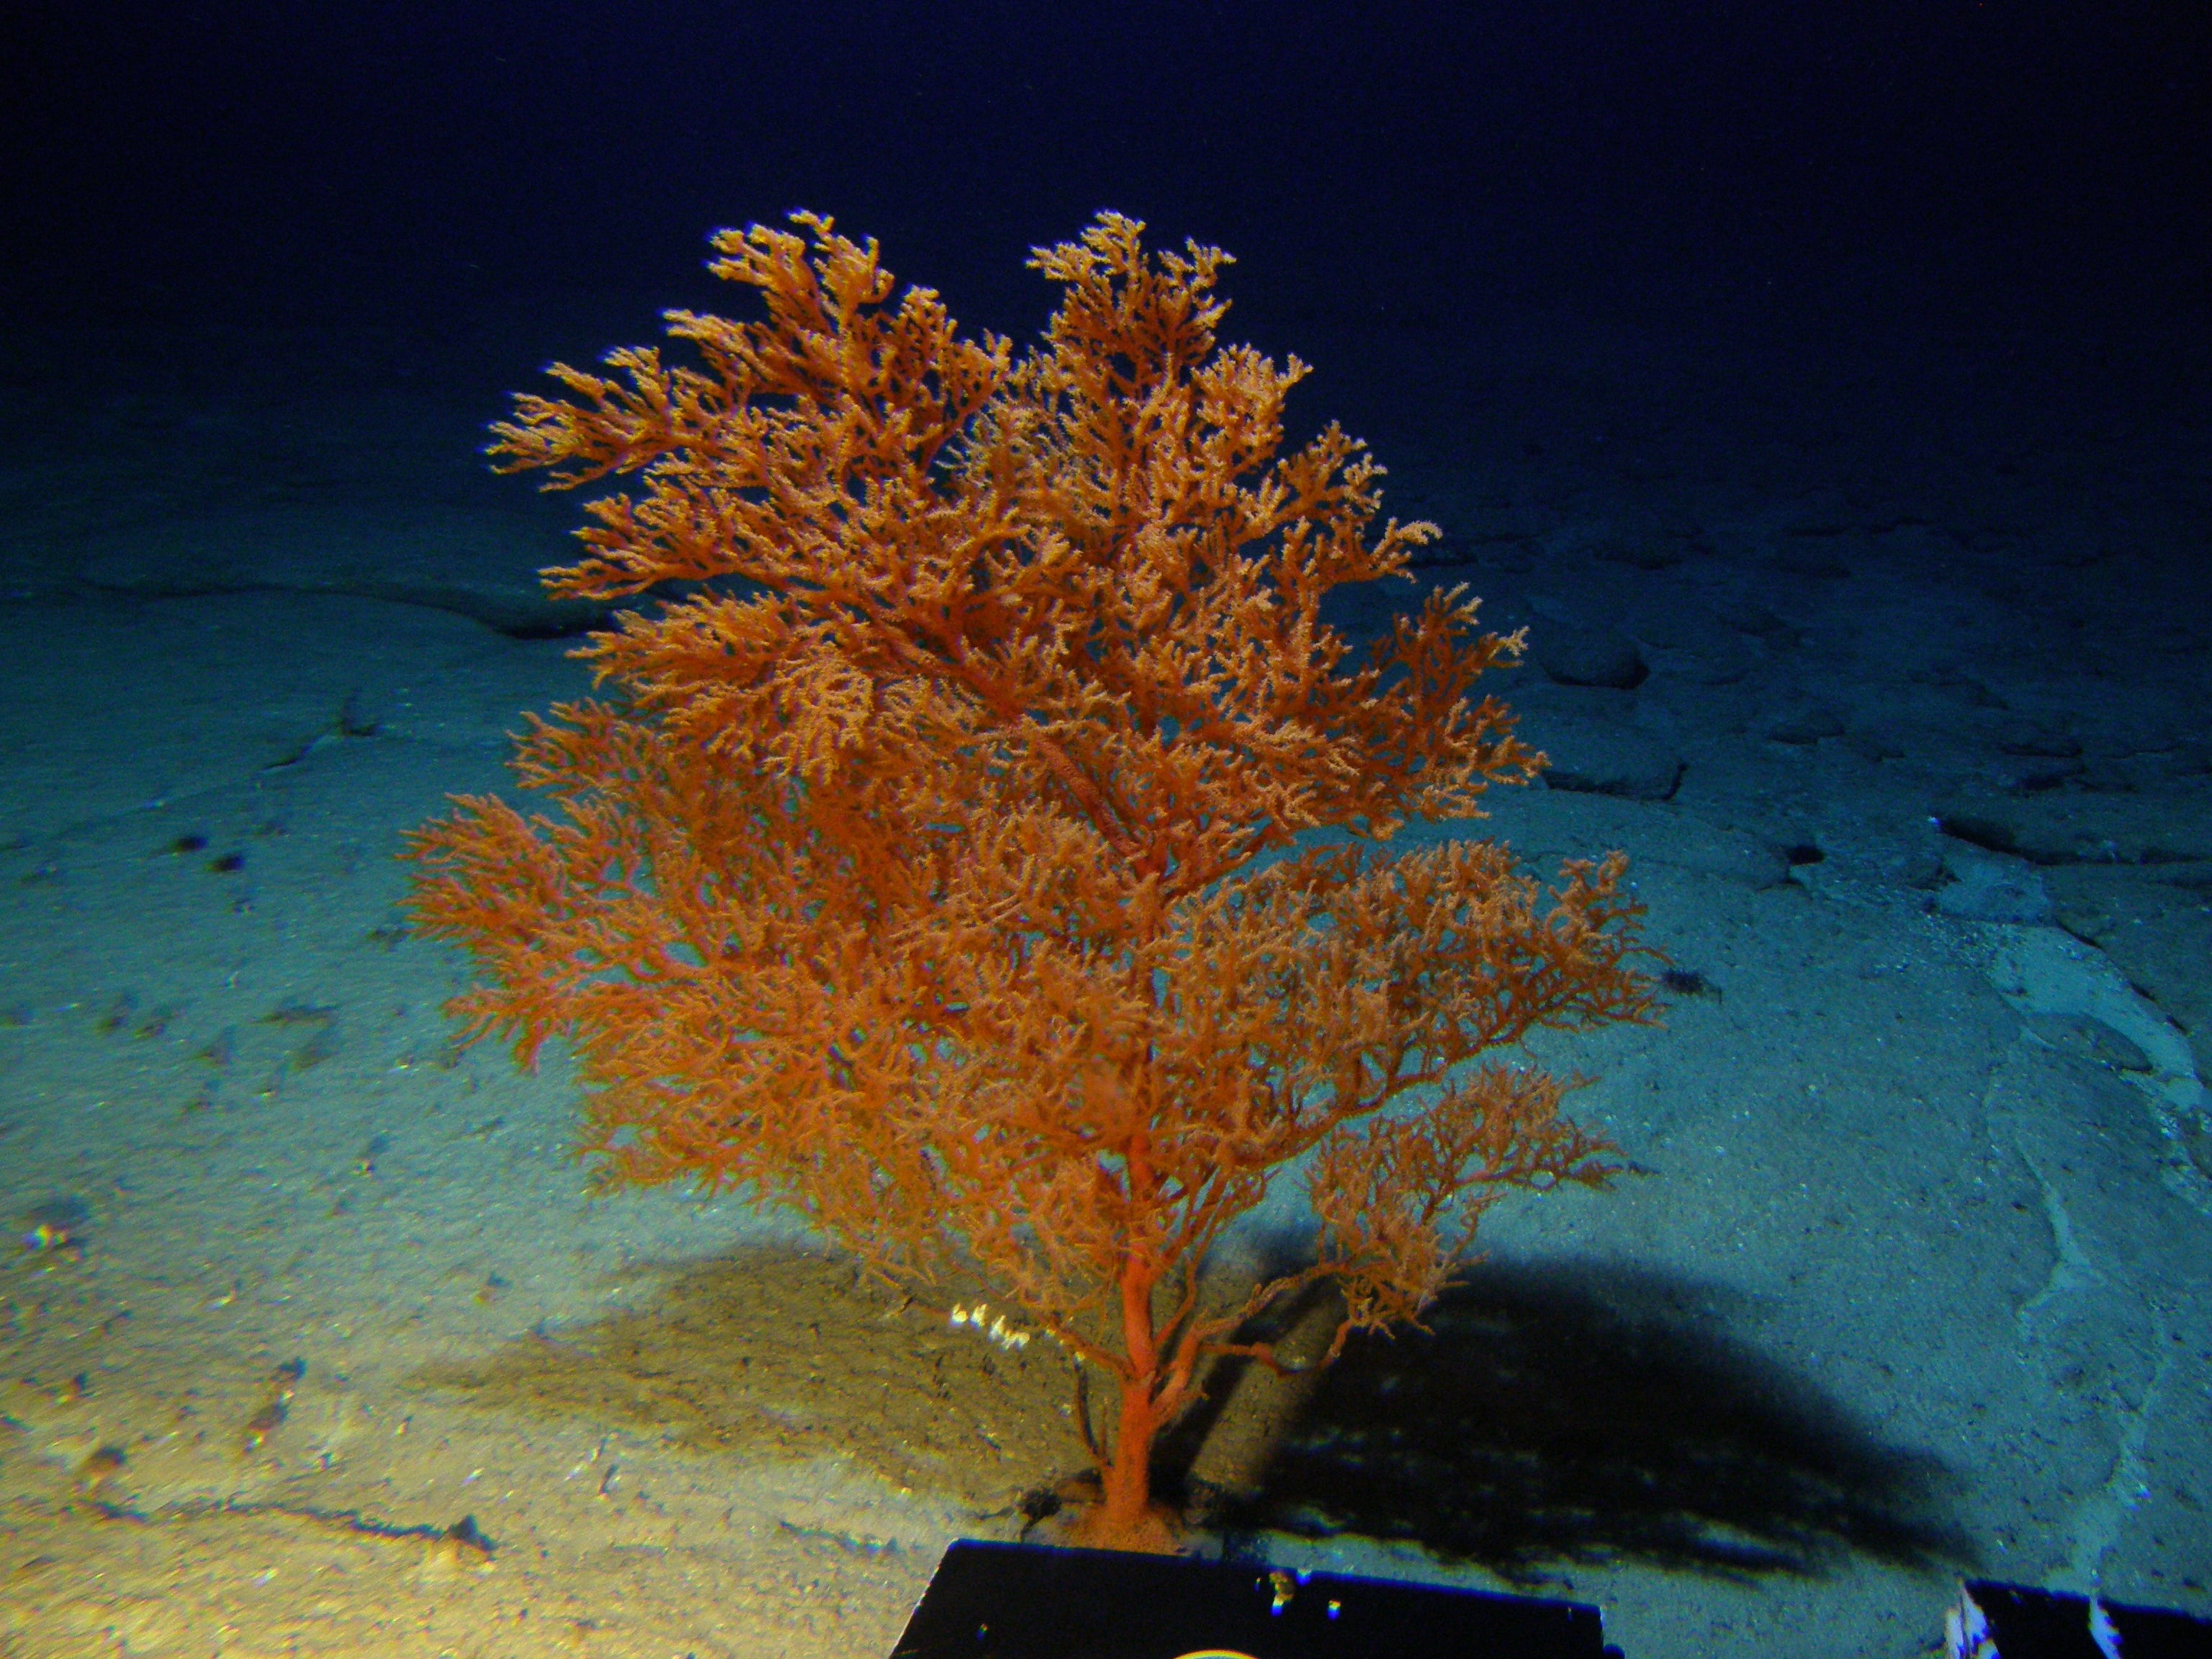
[6,0,2206,462]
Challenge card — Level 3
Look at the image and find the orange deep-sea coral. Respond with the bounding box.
[404,212,1656,1552]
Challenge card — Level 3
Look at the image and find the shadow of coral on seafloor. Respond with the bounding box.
[1202,1259,1975,1586]
[405,1247,1081,1511]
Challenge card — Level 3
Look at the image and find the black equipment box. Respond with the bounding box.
[891,1539,1616,1659]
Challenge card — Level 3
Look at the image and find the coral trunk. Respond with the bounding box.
[1076,1379,1179,1554]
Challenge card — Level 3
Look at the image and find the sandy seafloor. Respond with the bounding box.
[0,304,2207,1659]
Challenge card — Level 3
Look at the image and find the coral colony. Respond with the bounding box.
[406,214,1654,1551]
